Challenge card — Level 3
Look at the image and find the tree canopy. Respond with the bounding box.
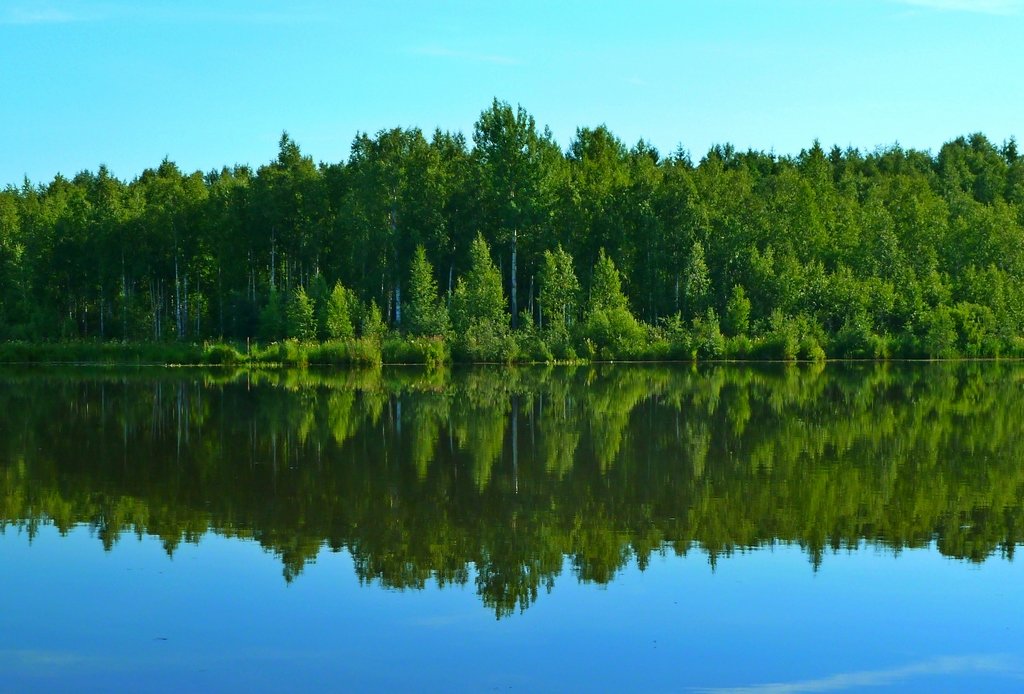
[2,104,1023,359]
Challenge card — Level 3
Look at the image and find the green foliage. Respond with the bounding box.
[589,248,628,314]
[259,290,285,342]
[952,302,998,357]
[324,282,356,340]
[583,250,644,358]
[1,104,1024,360]
[539,245,580,331]
[684,240,711,318]
[538,245,579,358]
[361,300,386,342]
[405,246,450,337]
[512,311,555,362]
[922,305,958,359]
[201,342,243,364]
[724,284,751,337]
[286,286,316,340]
[584,307,646,359]
[691,308,725,359]
[382,335,449,367]
[832,312,873,359]
[752,311,820,361]
[306,338,382,366]
[451,234,511,361]
[308,274,330,339]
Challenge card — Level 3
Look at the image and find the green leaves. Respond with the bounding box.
[2,103,1024,360]
[286,286,316,341]
[451,235,510,361]
[324,282,355,340]
[538,245,579,332]
[404,246,449,337]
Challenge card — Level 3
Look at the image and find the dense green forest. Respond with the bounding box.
[2,364,1023,616]
[3,100,1024,360]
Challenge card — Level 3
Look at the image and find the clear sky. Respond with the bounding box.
[1,0,1021,185]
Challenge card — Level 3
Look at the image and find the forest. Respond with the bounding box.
[2,99,1024,362]
[2,363,1023,616]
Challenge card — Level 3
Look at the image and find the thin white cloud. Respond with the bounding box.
[696,654,1020,693]
[412,45,522,67]
[891,0,1024,14]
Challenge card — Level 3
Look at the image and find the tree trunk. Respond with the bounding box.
[511,228,518,327]
[528,274,534,323]
[181,276,186,339]
[151,280,158,341]
[121,252,127,341]
[270,228,277,291]
[219,267,224,338]
[448,262,454,306]
[174,250,182,339]
[511,395,519,495]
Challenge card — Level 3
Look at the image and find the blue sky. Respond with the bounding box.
[1,0,1021,184]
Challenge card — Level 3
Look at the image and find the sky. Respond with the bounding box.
[1,0,1022,184]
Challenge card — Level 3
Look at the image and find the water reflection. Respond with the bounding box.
[1,363,1022,617]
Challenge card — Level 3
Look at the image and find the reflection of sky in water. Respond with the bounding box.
[3,526,1023,692]
[710,655,1019,693]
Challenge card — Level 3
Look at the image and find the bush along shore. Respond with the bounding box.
[3,101,1024,360]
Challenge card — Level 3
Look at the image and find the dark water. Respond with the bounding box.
[2,363,1024,691]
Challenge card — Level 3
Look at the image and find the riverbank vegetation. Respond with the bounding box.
[2,100,1023,361]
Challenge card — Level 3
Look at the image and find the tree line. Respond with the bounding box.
[2,99,1023,360]
[3,363,1023,615]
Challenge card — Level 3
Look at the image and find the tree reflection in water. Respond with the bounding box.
[1,363,1022,617]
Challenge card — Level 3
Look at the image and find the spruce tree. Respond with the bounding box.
[589,248,628,314]
[405,246,449,336]
[451,234,508,358]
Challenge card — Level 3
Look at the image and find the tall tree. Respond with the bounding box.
[405,246,449,337]
[538,245,579,332]
[473,100,558,327]
[451,234,508,358]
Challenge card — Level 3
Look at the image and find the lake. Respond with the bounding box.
[2,363,1023,692]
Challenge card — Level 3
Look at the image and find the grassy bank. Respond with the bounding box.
[2,330,1024,367]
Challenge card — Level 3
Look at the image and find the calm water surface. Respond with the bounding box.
[2,363,1023,691]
